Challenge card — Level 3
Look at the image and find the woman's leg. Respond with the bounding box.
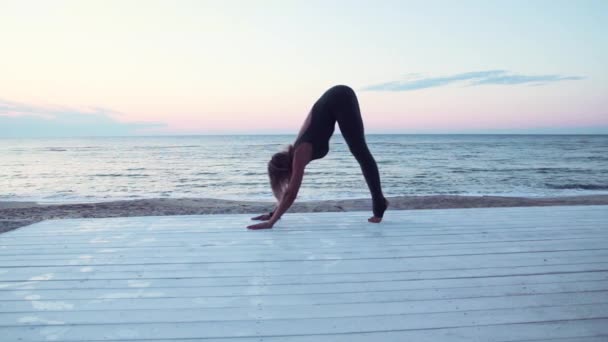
[329,85,387,218]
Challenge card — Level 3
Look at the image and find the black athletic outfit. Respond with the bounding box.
[294,85,387,218]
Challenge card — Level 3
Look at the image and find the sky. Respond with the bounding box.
[0,0,607,137]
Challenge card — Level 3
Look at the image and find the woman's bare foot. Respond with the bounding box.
[369,198,389,223]
[368,216,382,223]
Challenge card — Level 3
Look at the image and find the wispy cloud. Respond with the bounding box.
[0,99,165,137]
[362,70,584,92]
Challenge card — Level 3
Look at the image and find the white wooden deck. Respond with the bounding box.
[0,205,607,341]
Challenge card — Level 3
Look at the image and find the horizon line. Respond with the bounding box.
[2,132,608,139]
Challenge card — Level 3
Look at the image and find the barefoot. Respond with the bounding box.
[369,198,389,223]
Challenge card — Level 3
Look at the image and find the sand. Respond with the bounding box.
[2,194,608,234]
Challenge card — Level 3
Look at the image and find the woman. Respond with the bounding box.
[247,85,388,230]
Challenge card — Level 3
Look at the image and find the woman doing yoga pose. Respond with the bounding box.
[247,85,388,230]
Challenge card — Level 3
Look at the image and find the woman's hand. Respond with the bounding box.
[247,221,274,230]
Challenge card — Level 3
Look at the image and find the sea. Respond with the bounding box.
[1,135,607,203]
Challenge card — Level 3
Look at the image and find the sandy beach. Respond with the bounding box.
[2,194,607,234]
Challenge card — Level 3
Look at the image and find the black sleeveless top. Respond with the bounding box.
[294,105,336,160]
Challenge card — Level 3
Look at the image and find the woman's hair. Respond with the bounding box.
[268,144,294,200]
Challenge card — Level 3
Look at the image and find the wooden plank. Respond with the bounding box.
[43,320,604,342]
[3,290,608,315]
[1,305,607,341]
[1,238,605,264]
[2,262,607,286]
[1,220,603,240]
[2,224,606,249]
[1,222,605,244]
[0,251,606,280]
[1,226,603,248]
[1,292,607,324]
[2,276,608,301]
[1,243,607,268]
[3,235,606,258]
[1,267,605,292]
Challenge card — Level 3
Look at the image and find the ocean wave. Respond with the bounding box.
[92,173,150,178]
[450,167,584,174]
[567,156,608,162]
[71,146,104,151]
[243,171,264,176]
[372,142,407,147]
[194,171,217,176]
[132,145,201,150]
[545,183,608,190]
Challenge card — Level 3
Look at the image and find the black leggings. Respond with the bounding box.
[316,85,387,217]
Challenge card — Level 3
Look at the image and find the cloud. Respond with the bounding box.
[0,99,165,137]
[362,70,584,92]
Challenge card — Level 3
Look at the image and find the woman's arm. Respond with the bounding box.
[247,152,306,229]
[268,163,304,225]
